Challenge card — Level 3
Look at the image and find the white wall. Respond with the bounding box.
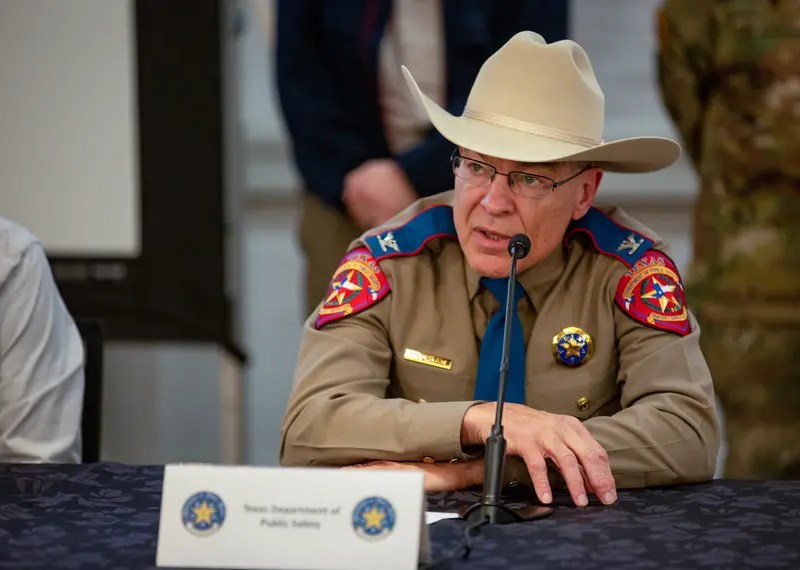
[102,344,225,464]
[238,0,299,197]
[0,0,140,256]
[571,0,698,274]
[573,0,698,200]
[235,1,302,465]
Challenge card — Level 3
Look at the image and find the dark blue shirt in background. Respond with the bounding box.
[276,0,569,210]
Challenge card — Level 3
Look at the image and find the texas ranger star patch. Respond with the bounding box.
[615,251,690,336]
[314,247,391,329]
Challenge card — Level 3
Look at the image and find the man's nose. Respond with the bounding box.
[481,173,515,214]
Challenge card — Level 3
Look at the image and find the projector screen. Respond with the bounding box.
[0,0,139,257]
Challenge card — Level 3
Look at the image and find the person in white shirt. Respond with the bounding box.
[0,216,83,462]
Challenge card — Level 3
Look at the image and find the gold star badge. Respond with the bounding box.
[560,336,585,358]
[192,501,216,525]
[552,326,593,367]
[362,506,385,529]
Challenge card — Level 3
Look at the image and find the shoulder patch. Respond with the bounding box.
[565,207,655,268]
[363,205,457,262]
[615,250,691,336]
[314,247,390,329]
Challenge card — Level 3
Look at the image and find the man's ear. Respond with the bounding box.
[572,168,602,220]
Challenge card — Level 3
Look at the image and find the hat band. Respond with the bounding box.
[462,107,602,148]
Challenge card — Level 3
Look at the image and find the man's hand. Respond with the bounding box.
[342,159,418,230]
[462,403,617,507]
[342,459,484,492]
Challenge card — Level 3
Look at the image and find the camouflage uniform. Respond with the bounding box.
[658,0,800,478]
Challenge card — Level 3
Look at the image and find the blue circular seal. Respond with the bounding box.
[352,496,396,540]
[182,491,226,537]
[552,326,593,367]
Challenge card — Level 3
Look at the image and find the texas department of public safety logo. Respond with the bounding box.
[314,247,391,329]
[352,496,396,540]
[552,326,594,367]
[182,491,226,537]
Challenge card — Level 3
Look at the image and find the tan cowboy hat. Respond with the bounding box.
[402,31,680,172]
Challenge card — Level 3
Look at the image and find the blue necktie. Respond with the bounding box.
[473,277,527,404]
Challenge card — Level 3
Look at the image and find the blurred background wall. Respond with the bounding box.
[0,0,709,467]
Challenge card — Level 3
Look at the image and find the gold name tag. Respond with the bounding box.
[403,348,453,370]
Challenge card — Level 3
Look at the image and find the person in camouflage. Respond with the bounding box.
[658,0,800,478]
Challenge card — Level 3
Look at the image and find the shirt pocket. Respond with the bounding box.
[391,358,474,403]
[527,365,619,420]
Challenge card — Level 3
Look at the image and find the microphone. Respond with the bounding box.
[508,233,531,260]
[460,233,554,525]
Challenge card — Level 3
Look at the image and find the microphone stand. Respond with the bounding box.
[460,237,554,524]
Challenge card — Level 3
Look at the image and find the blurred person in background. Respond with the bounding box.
[0,217,84,462]
[276,0,568,314]
[658,0,800,478]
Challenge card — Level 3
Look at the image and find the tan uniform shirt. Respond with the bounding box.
[282,193,720,488]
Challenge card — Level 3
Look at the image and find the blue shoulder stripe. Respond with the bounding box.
[565,207,654,268]
[364,205,458,262]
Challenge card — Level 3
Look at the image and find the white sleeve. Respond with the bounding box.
[0,242,84,462]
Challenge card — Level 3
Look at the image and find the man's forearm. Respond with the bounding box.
[343,459,486,492]
[281,398,476,466]
[583,401,719,487]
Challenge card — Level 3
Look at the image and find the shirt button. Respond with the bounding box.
[422,456,436,464]
[576,397,591,412]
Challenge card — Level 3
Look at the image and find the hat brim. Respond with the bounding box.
[402,67,681,173]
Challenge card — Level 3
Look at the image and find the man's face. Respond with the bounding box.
[452,148,602,277]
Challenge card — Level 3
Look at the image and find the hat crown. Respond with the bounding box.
[400,30,680,172]
[465,32,605,142]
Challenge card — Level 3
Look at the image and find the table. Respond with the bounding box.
[1,463,798,569]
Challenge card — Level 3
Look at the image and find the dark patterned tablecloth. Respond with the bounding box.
[0,463,799,569]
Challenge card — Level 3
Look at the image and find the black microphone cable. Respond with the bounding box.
[426,516,490,568]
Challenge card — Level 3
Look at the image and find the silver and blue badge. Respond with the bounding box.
[182,491,226,537]
[352,496,396,540]
[552,326,593,367]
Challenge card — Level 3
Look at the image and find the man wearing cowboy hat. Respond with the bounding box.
[280,32,720,507]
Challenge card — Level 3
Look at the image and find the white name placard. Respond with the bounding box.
[156,464,429,570]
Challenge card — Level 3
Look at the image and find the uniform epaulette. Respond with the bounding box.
[364,205,458,262]
[564,207,654,268]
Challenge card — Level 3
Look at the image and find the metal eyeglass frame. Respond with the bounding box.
[450,149,592,193]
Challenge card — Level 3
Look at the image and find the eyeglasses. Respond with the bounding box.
[450,150,591,200]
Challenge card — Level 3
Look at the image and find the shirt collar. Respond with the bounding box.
[464,243,568,310]
[517,244,567,310]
